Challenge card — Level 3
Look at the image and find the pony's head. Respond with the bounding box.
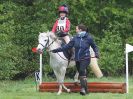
[36,32,58,52]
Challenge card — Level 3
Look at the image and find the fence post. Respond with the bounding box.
[126,53,128,93]
[39,54,42,85]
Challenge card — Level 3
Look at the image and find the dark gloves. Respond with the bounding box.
[51,49,59,53]
[56,30,68,37]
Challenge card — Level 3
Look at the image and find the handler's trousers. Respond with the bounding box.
[75,58,90,77]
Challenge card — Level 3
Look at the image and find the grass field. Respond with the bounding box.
[0,76,133,99]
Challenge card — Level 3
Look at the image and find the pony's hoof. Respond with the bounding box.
[57,91,62,95]
[67,89,71,93]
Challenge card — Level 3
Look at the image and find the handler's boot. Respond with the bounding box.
[80,88,86,95]
[84,79,89,94]
[80,77,87,95]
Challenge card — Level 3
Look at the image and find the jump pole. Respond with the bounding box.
[39,53,42,85]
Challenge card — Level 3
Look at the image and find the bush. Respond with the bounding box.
[0,0,133,79]
[99,31,124,76]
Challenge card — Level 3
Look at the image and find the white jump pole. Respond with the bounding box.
[39,53,42,85]
[125,44,133,93]
[126,52,128,93]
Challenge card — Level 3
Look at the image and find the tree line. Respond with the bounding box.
[0,0,133,79]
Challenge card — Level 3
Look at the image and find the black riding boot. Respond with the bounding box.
[80,77,88,95]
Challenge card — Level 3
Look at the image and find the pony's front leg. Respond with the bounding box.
[57,83,63,95]
[53,70,63,95]
[57,83,71,95]
[62,84,70,93]
[59,67,70,93]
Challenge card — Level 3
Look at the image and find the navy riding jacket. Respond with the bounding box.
[55,32,99,61]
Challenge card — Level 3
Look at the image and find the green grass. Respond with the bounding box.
[0,76,133,99]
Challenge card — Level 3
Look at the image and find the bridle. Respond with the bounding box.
[39,36,55,49]
[39,36,68,61]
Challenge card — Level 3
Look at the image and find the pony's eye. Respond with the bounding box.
[44,40,47,41]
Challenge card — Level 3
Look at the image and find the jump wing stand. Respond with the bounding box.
[32,48,43,85]
[125,44,133,93]
[39,53,43,85]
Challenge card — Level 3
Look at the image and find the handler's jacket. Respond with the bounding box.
[55,32,99,61]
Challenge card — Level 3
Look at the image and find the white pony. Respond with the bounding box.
[37,32,76,95]
[36,31,103,95]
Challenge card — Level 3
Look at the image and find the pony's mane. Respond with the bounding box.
[39,31,60,43]
[39,31,54,37]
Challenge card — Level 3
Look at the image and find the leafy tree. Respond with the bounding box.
[0,0,133,79]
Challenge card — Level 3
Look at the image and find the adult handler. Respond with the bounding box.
[51,24,99,95]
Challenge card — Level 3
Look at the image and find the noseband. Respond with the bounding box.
[39,36,56,49]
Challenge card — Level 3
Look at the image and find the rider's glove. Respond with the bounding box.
[56,30,68,37]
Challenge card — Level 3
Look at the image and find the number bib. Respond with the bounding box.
[56,17,66,31]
